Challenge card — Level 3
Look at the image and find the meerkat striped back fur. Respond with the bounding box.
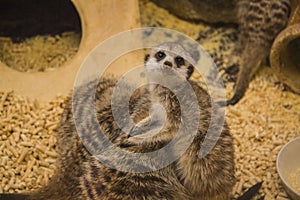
[223,0,290,105]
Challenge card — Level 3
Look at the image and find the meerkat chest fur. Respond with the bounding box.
[128,42,197,144]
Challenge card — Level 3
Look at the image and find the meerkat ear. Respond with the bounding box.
[144,54,150,64]
[186,65,194,79]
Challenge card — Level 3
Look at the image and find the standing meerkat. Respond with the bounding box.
[0,43,237,200]
[223,0,290,105]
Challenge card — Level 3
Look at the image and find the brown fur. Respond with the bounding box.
[224,0,290,105]
[1,43,235,200]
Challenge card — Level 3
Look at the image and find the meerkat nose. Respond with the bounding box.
[164,61,172,67]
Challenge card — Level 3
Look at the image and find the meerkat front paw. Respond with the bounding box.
[129,116,153,137]
[117,115,165,148]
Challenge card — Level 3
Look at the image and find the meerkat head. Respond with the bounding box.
[144,42,195,79]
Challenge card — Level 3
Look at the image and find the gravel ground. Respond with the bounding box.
[0,1,299,199]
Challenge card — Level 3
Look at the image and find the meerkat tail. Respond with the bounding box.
[0,193,30,200]
[218,44,267,106]
[236,181,263,200]
[226,46,267,106]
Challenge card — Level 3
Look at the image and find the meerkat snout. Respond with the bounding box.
[163,61,172,67]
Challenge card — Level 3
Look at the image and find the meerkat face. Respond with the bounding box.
[144,43,195,79]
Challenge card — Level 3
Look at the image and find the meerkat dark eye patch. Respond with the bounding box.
[186,65,194,79]
[144,54,150,63]
[155,51,166,61]
[175,56,184,67]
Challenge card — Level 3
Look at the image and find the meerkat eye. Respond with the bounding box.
[155,51,166,61]
[175,56,184,67]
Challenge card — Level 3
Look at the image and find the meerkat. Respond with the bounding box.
[222,0,290,105]
[0,42,265,200]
